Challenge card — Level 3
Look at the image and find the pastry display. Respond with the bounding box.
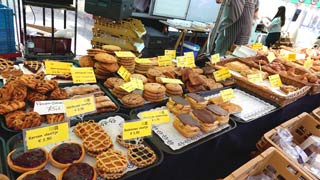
[1,68,23,79]
[128,145,157,168]
[27,91,47,104]
[103,77,125,89]
[225,61,250,72]
[49,142,85,169]
[79,55,95,67]
[74,120,105,139]
[115,53,136,73]
[121,93,145,108]
[20,74,42,89]
[94,52,119,80]
[0,58,14,72]
[208,96,225,105]
[102,44,121,55]
[87,48,106,57]
[64,84,102,97]
[35,80,58,94]
[58,163,96,180]
[220,102,243,114]
[46,114,65,124]
[0,174,9,180]
[165,83,183,97]
[17,170,56,180]
[96,149,128,179]
[182,68,206,92]
[185,93,208,109]
[116,134,143,148]
[83,131,113,157]
[51,74,73,81]
[112,84,130,99]
[49,88,68,100]
[143,83,166,102]
[131,73,148,84]
[206,104,230,125]
[0,100,26,115]
[23,61,43,73]
[166,96,191,115]
[280,85,299,94]
[7,148,49,173]
[135,58,156,75]
[173,113,201,138]
[190,109,219,133]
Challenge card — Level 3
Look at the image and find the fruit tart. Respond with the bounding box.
[58,163,97,180]
[17,170,56,180]
[7,147,49,173]
[49,142,85,169]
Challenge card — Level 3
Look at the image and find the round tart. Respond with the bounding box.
[58,163,96,180]
[49,142,85,169]
[17,170,56,180]
[7,148,49,173]
[0,174,9,180]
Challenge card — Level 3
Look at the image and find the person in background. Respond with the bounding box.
[214,0,260,55]
[265,6,286,48]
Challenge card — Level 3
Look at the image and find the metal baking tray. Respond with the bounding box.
[5,113,163,180]
[130,101,237,155]
[197,86,280,123]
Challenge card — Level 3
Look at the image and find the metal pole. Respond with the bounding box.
[51,8,55,54]
[43,8,45,26]
[13,0,21,52]
[64,10,67,29]
[74,0,78,56]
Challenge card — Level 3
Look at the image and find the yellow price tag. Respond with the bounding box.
[130,78,144,90]
[70,67,96,84]
[176,56,187,67]
[220,89,235,102]
[141,109,170,125]
[165,50,176,59]
[160,77,184,84]
[252,43,263,50]
[158,56,172,66]
[25,122,69,150]
[304,57,314,69]
[211,53,220,64]
[64,96,96,117]
[117,66,131,82]
[122,119,152,140]
[248,73,263,83]
[120,81,136,93]
[45,61,72,75]
[267,52,276,63]
[184,52,194,58]
[287,54,297,61]
[186,56,196,67]
[115,51,136,58]
[135,58,152,64]
[268,74,283,88]
[213,68,231,82]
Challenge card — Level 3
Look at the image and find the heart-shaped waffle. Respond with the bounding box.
[128,145,156,168]
[83,131,113,153]
[116,134,143,149]
[74,120,104,139]
[96,149,128,174]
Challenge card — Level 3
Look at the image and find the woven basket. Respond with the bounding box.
[224,147,310,180]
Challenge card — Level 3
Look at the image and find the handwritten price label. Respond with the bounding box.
[304,57,314,69]
[24,122,69,150]
[135,58,152,64]
[214,68,231,82]
[248,73,263,83]
[45,61,72,75]
[176,56,187,67]
[158,56,172,66]
[130,78,144,90]
[115,51,136,58]
[252,43,263,50]
[267,52,276,63]
[220,89,235,102]
[71,67,96,84]
[141,110,170,125]
[64,96,96,117]
[117,66,131,82]
[34,100,65,115]
[120,81,136,93]
[287,54,297,61]
[211,53,220,64]
[268,74,283,88]
[165,50,176,59]
[122,119,152,140]
[160,77,183,84]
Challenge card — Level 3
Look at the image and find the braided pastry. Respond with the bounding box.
[27,91,47,104]
[7,81,28,101]
[4,111,25,128]
[13,112,42,130]
[34,71,45,80]
[20,74,41,89]
[35,80,58,94]
[49,88,68,100]
[0,101,26,115]
[0,84,13,103]
[46,114,65,124]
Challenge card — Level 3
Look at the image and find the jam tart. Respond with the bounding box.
[128,145,156,168]
[17,170,56,180]
[116,134,143,148]
[49,142,85,169]
[7,147,49,173]
[58,163,96,180]
[23,61,42,73]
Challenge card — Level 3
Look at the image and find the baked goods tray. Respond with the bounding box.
[98,81,167,113]
[197,86,279,123]
[208,58,311,106]
[130,101,237,155]
[0,137,8,176]
[5,113,164,180]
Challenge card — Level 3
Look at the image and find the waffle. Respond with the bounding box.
[116,134,143,148]
[96,149,128,174]
[23,61,42,73]
[83,132,113,154]
[74,120,105,139]
[128,145,156,168]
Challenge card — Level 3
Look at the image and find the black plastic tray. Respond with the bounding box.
[98,81,167,113]
[130,101,237,155]
[0,137,8,176]
[197,86,280,123]
[5,113,163,180]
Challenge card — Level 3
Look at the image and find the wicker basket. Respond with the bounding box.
[240,55,320,95]
[208,58,311,107]
[224,147,311,180]
[261,112,320,180]
[311,107,320,122]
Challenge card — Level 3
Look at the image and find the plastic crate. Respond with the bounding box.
[224,147,310,180]
[259,112,320,180]
[0,4,15,54]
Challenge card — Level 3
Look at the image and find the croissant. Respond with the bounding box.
[0,101,26,115]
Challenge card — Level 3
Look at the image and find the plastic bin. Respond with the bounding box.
[0,4,15,54]
[178,41,200,59]
[224,147,310,180]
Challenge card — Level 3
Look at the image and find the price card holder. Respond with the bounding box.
[71,67,96,84]
[248,73,263,83]
[160,77,184,84]
[158,56,172,66]
[141,110,170,125]
[268,74,283,88]
[130,78,144,90]
[211,53,220,64]
[34,100,65,115]
[115,51,136,58]
[176,56,187,67]
[267,52,276,63]
[23,121,69,150]
[184,52,194,59]
[220,89,235,102]
[213,68,231,82]
[186,56,196,68]
[122,119,152,140]
[120,81,136,93]
[45,61,72,75]
[304,57,314,69]
[165,50,176,59]
[64,96,96,117]
[252,43,263,50]
[117,66,131,82]
[287,54,297,61]
[135,58,152,64]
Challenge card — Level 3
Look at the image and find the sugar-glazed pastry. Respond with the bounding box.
[190,109,219,133]
[185,93,208,109]
[173,114,201,138]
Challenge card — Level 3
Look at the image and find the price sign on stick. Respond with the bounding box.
[177,56,187,67]
[304,57,314,69]
[220,89,235,102]
[122,119,152,140]
[268,74,283,87]
[158,56,172,66]
[165,50,176,59]
[141,110,170,124]
[64,96,96,117]
[160,77,184,84]
[45,61,72,75]
[214,68,231,82]
[71,67,96,84]
[117,66,131,82]
[211,54,220,64]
